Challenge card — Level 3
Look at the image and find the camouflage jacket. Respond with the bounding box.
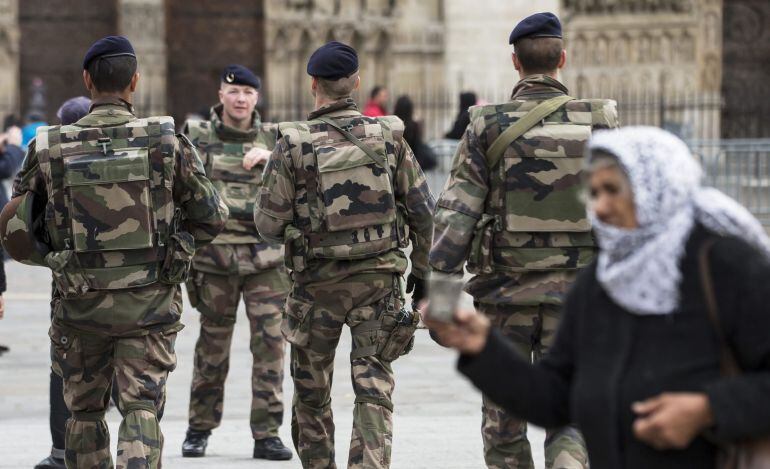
[255,98,435,286]
[12,98,228,335]
[430,75,618,306]
[183,105,282,275]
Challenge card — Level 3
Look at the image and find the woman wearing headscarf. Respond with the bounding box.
[444,91,477,140]
[394,95,437,171]
[426,126,770,468]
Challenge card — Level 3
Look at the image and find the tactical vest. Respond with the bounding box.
[467,98,612,274]
[278,115,408,264]
[36,117,180,293]
[185,120,271,243]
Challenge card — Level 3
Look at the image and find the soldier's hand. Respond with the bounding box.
[0,295,4,319]
[243,147,271,171]
[405,274,427,306]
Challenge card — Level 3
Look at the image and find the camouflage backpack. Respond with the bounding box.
[467,96,617,274]
[278,115,408,266]
[35,117,193,297]
[185,119,272,242]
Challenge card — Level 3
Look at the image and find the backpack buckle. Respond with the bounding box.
[341,123,355,133]
[97,137,112,155]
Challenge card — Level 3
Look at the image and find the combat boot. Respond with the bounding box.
[253,437,293,460]
[34,452,65,469]
[181,429,210,457]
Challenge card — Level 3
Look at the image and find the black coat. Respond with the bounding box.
[458,224,770,469]
[0,143,24,293]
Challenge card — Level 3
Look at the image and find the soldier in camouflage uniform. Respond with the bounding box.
[255,42,435,469]
[180,64,292,460]
[0,36,227,469]
[430,13,618,469]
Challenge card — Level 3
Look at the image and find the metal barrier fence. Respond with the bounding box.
[426,138,770,227]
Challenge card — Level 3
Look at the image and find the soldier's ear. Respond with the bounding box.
[129,72,140,92]
[512,53,522,72]
[83,70,93,92]
[558,49,567,70]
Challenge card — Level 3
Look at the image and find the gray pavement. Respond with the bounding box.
[0,261,545,468]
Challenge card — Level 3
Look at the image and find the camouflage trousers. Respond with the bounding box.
[187,267,290,439]
[49,321,176,469]
[477,303,588,469]
[285,274,400,469]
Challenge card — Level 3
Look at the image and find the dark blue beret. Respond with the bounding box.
[509,12,562,45]
[306,41,358,80]
[221,64,261,89]
[83,36,136,69]
[57,96,91,125]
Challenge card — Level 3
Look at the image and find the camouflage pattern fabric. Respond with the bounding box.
[255,98,434,468]
[12,98,226,469]
[431,74,618,306]
[184,104,280,247]
[430,76,617,468]
[183,105,290,440]
[49,321,177,469]
[255,97,435,286]
[286,274,399,469]
[187,263,290,439]
[478,303,587,469]
[11,97,227,336]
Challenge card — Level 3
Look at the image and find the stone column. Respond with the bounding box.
[119,0,167,116]
[0,0,19,119]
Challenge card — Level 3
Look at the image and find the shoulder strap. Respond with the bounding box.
[317,115,393,180]
[698,238,742,376]
[485,95,575,169]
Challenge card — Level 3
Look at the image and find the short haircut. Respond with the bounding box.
[317,73,359,100]
[370,85,383,99]
[513,37,564,75]
[86,55,137,93]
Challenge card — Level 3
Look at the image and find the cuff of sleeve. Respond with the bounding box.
[704,377,746,441]
[457,327,506,379]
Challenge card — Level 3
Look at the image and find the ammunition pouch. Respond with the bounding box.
[281,295,313,347]
[467,214,499,275]
[46,250,90,299]
[159,231,195,284]
[283,224,308,273]
[350,295,419,363]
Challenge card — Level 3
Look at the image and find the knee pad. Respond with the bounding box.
[72,409,107,422]
[354,395,393,412]
[122,400,158,417]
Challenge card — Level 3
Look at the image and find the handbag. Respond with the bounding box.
[698,239,770,469]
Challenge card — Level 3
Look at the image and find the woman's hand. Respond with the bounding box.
[423,305,491,355]
[632,392,714,450]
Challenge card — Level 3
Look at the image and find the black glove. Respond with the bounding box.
[405,273,427,306]
[429,329,450,348]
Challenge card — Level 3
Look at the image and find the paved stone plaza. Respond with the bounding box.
[0,261,545,468]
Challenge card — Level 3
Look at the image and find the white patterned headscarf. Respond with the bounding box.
[587,126,770,315]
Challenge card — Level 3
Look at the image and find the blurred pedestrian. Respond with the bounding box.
[427,126,770,469]
[0,121,23,357]
[363,85,388,117]
[21,111,47,151]
[444,91,477,140]
[394,95,437,171]
[32,96,91,469]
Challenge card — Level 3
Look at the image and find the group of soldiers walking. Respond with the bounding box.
[0,9,617,469]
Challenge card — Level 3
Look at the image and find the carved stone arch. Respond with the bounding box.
[571,33,588,66]
[705,10,720,48]
[576,74,590,98]
[660,32,673,64]
[594,34,609,65]
[324,28,336,43]
[638,32,652,63]
[678,31,695,63]
[613,33,630,64]
[271,27,291,60]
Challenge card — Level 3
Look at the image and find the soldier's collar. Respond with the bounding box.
[511,74,569,100]
[210,103,260,142]
[89,97,135,115]
[308,97,358,120]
